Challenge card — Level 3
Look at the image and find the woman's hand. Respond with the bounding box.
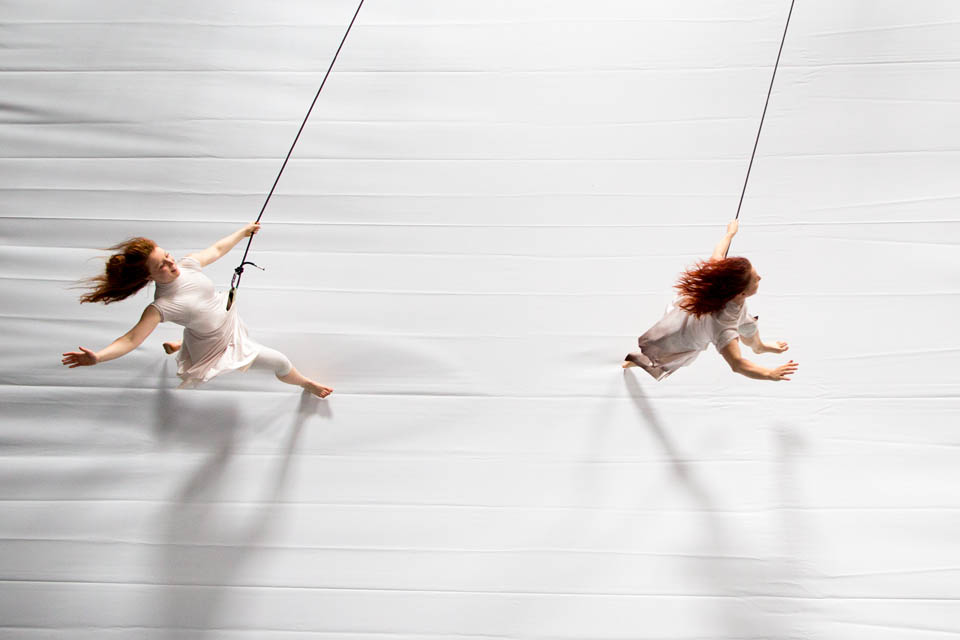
[768,360,798,381]
[760,340,789,354]
[712,219,740,260]
[241,222,261,238]
[61,347,99,368]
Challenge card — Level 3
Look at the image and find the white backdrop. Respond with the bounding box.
[2,1,959,637]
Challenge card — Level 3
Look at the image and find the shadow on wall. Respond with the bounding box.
[151,366,331,637]
[773,422,816,636]
[151,364,245,450]
[622,371,698,485]
[622,371,795,639]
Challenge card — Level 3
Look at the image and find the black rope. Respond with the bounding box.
[726,0,796,256]
[228,0,366,309]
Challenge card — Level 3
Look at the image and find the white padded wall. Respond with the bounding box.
[2,1,959,637]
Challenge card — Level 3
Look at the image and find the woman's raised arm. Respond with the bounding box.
[62,305,162,368]
[189,222,261,268]
[711,219,739,261]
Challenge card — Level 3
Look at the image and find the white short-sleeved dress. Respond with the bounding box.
[626,298,758,381]
[149,256,261,387]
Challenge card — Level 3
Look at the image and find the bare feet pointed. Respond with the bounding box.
[304,381,333,399]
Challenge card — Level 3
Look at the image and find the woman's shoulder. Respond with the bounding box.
[180,255,203,270]
[712,298,745,322]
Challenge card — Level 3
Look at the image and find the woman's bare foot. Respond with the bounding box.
[303,380,333,399]
[622,360,637,369]
[163,341,181,354]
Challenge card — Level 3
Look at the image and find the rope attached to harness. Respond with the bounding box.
[227,0,367,310]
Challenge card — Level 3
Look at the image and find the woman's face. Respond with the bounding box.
[146,246,180,283]
[743,267,761,297]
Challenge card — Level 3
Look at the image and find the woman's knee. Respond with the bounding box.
[254,347,293,378]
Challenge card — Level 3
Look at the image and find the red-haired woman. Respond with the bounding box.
[623,220,797,381]
[61,223,333,398]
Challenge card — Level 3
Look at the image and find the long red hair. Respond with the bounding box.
[675,256,752,317]
[80,237,156,304]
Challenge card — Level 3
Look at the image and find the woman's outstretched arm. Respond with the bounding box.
[711,219,739,261]
[189,222,261,267]
[720,338,797,381]
[62,305,161,368]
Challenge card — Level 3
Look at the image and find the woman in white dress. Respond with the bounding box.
[623,220,798,382]
[62,222,333,398]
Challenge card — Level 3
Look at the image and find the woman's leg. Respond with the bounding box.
[622,350,667,380]
[250,346,333,398]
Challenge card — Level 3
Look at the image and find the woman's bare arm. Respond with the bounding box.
[741,328,790,354]
[62,305,161,367]
[711,219,739,261]
[740,329,763,352]
[189,222,261,268]
[719,338,797,381]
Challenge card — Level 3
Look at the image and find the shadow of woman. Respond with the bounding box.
[622,372,699,488]
[153,375,330,637]
[772,423,816,637]
[622,371,790,638]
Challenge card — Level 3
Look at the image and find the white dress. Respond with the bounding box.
[149,256,261,387]
[626,298,758,381]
